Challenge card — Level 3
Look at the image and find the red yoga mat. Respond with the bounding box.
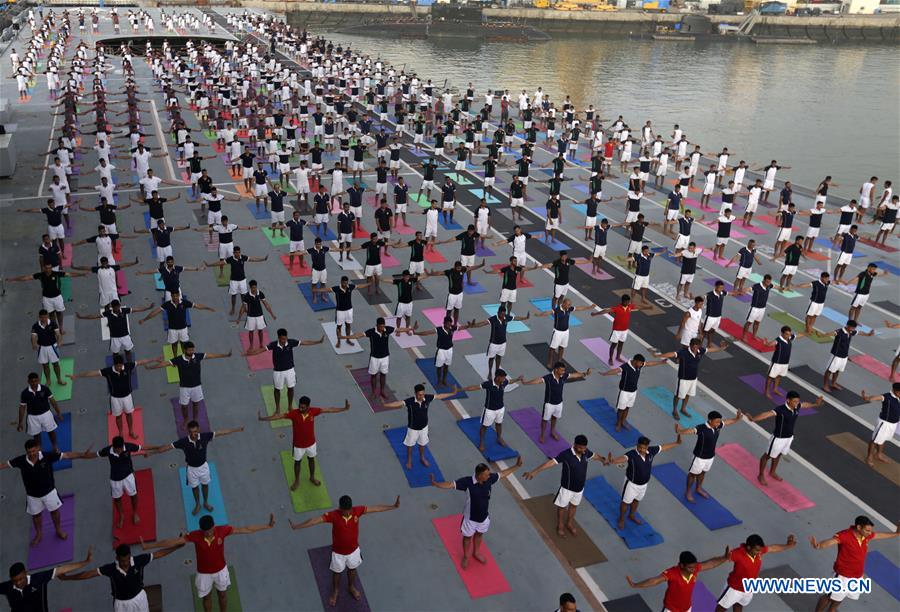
[112,469,157,547]
[239,329,272,371]
[106,407,146,447]
[432,514,511,599]
[279,255,312,277]
[719,318,775,353]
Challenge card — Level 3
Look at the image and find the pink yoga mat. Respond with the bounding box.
[739,223,768,236]
[757,215,780,227]
[395,222,416,235]
[422,308,472,340]
[851,354,896,381]
[28,494,75,569]
[387,318,426,348]
[491,263,535,287]
[424,249,448,264]
[575,262,613,281]
[381,252,402,268]
[701,220,747,239]
[432,514,512,599]
[698,249,736,268]
[239,330,272,371]
[716,443,815,512]
[279,255,312,277]
[115,270,129,295]
[61,244,73,268]
[580,337,614,366]
[683,198,717,213]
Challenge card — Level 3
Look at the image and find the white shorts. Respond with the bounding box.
[511,197,524,208]
[550,329,570,349]
[776,228,792,242]
[633,275,649,290]
[764,179,775,190]
[26,411,58,436]
[836,252,853,266]
[25,489,63,516]
[625,212,639,225]
[677,378,698,399]
[229,279,248,296]
[42,295,66,313]
[746,307,766,323]
[553,283,570,298]
[717,587,753,609]
[376,183,388,195]
[592,244,607,258]
[425,224,438,238]
[245,316,266,332]
[364,264,383,278]
[113,588,150,612]
[827,356,848,373]
[872,419,898,446]
[368,356,389,375]
[339,232,353,244]
[435,348,454,368]
[271,210,285,224]
[167,328,190,344]
[178,385,204,404]
[807,302,824,317]
[622,480,648,504]
[48,224,65,240]
[460,516,490,538]
[273,368,297,390]
[476,221,489,235]
[881,222,895,232]
[311,269,327,285]
[674,234,690,251]
[254,184,267,197]
[736,266,752,280]
[766,435,793,459]
[37,345,60,365]
[484,177,496,187]
[806,227,820,238]
[186,462,211,488]
[481,407,505,427]
[460,254,475,267]
[716,237,730,247]
[616,390,637,411]
[836,224,851,236]
[292,443,318,460]
[110,473,137,499]
[499,288,517,304]
[111,335,135,354]
[289,240,305,253]
[314,213,329,224]
[554,486,583,508]
[546,218,560,230]
[768,363,789,378]
[351,161,365,171]
[781,265,798,276]
[390,160,401,170]
[688,456,714,475]
[584,216,597,228]
[403,426,429,447]
[330,547,363,573]
[543,402,563,421]
[218,242,235,260]
[679,273,695,285]
[703,316,721,332]
[195,566,230,598]
[446,293,464,311]
[666,209,680,221]
[829,574,863,602]
[609,329,629,344]
[395,204,408,214]
[392,302,412,321]
[851,293,869,308]
[455,160,466,171]
[336,309,353,326]
[442,200,455,210]
[421,180,435,191]
[110,395,135,416]
[242,167,253,179]
[487,342,506,358]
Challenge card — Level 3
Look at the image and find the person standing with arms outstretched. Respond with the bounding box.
[0,549,94,611]
[145,342,231,425]
[383,385,458,469]
[626,549,730,612]
[523,434,604,537]
[521,362,591,444]
[675,410,742,502]
[600,354,666,432]
[340,317,413,400]
[655,338,728,420]
[244,328,325,414]
[290,496,400,607]
[603,435,681,530]
[859,384,899,467]
[431,459,522,568]
[715,533,797,611]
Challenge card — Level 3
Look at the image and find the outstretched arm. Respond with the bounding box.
[767,534,797,554]
[319,400,351,414]
[53,546,95,578]
[523,456,556,480]
[699,546,731,571]
[499,456,524,478]
[364,496,401,514]
[626,572,667,589]
[232,513,276,535]
[289,515,325,530]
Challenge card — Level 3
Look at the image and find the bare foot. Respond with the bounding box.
[349,586,361,601]
[877,454,889,464]
[832,382,844,390]
[192,504,201,515]
[680,409,691,417]
[496,436,507,447]
[328,591,339,607]
[614,424,622,432]
[461,556,469,569]
[473,552,487,564]
[823,385,832,392]
[695,488,710,499]
[310,477,322,486]
[133,513,141,524]
[566,523,578,536]
[866,457,875,467]
[764,391,773,400]
[57,379,67,386]
[379,390,388,399]
[608,358,614,366]
[550,431,560,441]
[420,457,430,468]
[128,430,138,440]
[539,435,545,444]
[117,514,124,528]
[768,472,783,482]
[672,411,681,420]
[346,339,355,346]
[478,443,486,452]
[685,491,695,502]
[405,460,413,470]
[203,503,214,512]
[757,473,768,486]
[557,527,567,537]
[616,520,625,530]
[628,514,642,525]
[31,532,42,547]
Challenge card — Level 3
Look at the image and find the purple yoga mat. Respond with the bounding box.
[702,279,752,303]
[738,374,816,415]
[28,494,75,569]
[692,580,718,612]
[580,337,614,366]
[169,398,211,437]
[509,407,570,457]
[308,545,372,612]
[348,368,399,413]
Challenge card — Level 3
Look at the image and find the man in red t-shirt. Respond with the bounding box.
[627,548,730,612]
[591,294,651,365]
[290,494,400,607]
[810,515,899,610]
[145,514,274,612]
[716,533,796,610]
[258,395,349,490]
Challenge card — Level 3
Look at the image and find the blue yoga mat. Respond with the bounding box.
[572,184,591,195]
[147,237,157,260]
[161,298,191,330]
[383,427,444,488]
[469,189,501,205]
[245,202,270,221]
[820,306,873,334]
[529,298,582,327]
[179,462,227,531]
[439,217,463,231]
[583,476,663,549]
[578,398,644,448]
[866,551,900,601]
[533,234,570,251]
[153,272,165,291]
[297,283,335,312]
[309,225,338,241]
[41,413,72,470]
[104,355,139,390]
[457,416,518,462]
[480,304,529,333]
[651,246,680,266]
[643,386,706,428]
[874,260,900,277]
[143,212,151,230]
[653,463,742,531]
[415,358,467,399]
[570,203,588,216]
[462,281,487,295]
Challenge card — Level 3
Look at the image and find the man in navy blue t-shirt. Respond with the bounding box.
[746,390,823,485]
[603,435,681,529]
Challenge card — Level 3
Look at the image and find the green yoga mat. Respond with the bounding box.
[40,357,74,401]
[280,451,332,513]
[212,266,231,287]
[769,312,832,344]
[261,227,290,247]
[191,566,241,612]
[202,129,217,141]
[60,276,73,302]
[261,386,290,429]
[162,345,181,384]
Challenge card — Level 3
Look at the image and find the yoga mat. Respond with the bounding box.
[490,264,535,288]
[439,216,463,231]
[575,262,613,280]
[469,189,501,204]
[260,386,291,429]
[859,236,898,253]
[642,386,706,427]
[603,594,653,612]
[388,321,426,348]
[462,280,488,295]
[463,354,520,392]
[115,270,129,295]
[523,343,585,380]
[692,581,718,612]
[529,298,582,327]
[278,254,311,277]
[359,289,393,306]
[792,365,861,406]
[578,398,645,448]
[759,565,819,611]
[239,330,272,370]
[874,259,900,276]
[827,433,900,487]
[522,495,607,568]
[583,476,663,549]
[533,234,570,251]
[169,398,211,438]
[423,249,447,263]
[770,311,831,343]
[509,407,570,457]
[348,367,399,413]
[580,337,614,365]
[383,427,444,488]
[112,469,157,546]
[748,273,801,299]
[27,494,75,569]
[719,318,775,353]
[104,355,139,389]
[698,249,736,268]
[415,358,467,399]
[322,322,364,355]
[716,444,815,512]
[161,345,180,384]
[445,173,474,185]
[40,357,74,401]
[457,416,519,461]
[851,354,895,380]
[422,308,472,340]
[866,551,900,602]
[653,463,742,530]
[60,277,72,302]
[475,245,496,257]
[308,546,372,612]
[309,225,338,241]
[280,451,332,513]
[178,462,227,531]
[480,304,530,333]
[702,279,752,303]
[432,514,511,599]
[212,266,231,287]
[106,408,146,446]
[41,412,72,470]
[245,202,270,220]
[262,228,291,247]
[190,567,241,612]
[328,251,363,271]
[298,282,335,311]
[820,306,872,334]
